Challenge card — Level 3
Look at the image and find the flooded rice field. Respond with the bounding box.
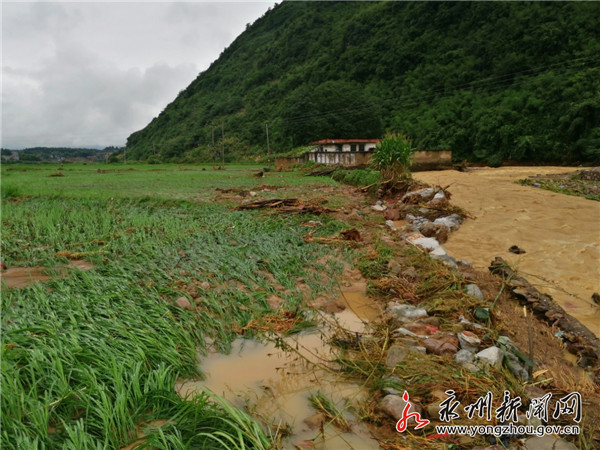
[416,166,600,336]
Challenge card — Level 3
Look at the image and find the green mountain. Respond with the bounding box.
[125,1,600,165]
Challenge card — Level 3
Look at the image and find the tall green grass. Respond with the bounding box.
[1,193,346,448]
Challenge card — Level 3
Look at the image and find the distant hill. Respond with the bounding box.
[1,147,115,162]
[126,1,600,165]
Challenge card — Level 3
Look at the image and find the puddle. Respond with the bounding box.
[177,332,378,449]
[0,260,94,288]
[335,285,382,333]
[416,167,600,337]
[177,287,380,449]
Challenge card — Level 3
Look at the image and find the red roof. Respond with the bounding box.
[308,138,380,145]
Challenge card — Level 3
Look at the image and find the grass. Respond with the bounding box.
[308,392,351,432]
[1,163,339,202]
[1,164,350,448]
[331,168,381,194]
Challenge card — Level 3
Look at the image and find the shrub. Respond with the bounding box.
[371,133,415,183]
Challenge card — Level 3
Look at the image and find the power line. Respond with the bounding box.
[282,54,600,125]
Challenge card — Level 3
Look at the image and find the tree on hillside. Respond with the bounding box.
[281,81,383,147]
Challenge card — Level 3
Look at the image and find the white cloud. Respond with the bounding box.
[1,1,274,148]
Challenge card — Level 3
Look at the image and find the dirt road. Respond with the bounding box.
[416,166,600,337]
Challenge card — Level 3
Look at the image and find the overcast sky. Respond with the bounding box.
[1,1,275,149]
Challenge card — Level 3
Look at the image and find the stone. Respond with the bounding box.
[432,191,446,201]
[504,352,529,381]
[388,260,402,275]
[524,386,547,401]
[371,204,387,212]
[454,349,475,366]
[199,281,211,290]
[420,221,449,244]
[431,254,459,269]
[379,395,422,425]
[458,315,485,330]
[475,346,503,368]
[409,236,441,252]
[394,327,418,337]
[303,413,325,430]
[433,214,463,231]
[430,246,448,257]
[381,376,404,395]
[402,267,419,280]
[385,220,397,230]
[465,284,484,300]
[401,188,435,203]
[508,245,526,254]
[411,217,430,229]
[454,350,479,372]
[418,316,440,327]
[404,322,436,336]
[397,337,420,347]
[175,296,194,311]
[388,304,428,321]
[524,436,577,450]
[384,208,402,221]
[426,402,442,420]
[386,345,409,367]
[424,335,459,355]
[457,331,482,352]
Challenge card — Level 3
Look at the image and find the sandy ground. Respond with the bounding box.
[416,166,600,337]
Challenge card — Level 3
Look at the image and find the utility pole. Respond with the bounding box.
[221,121,225,169]
[265,123,270,156]
[124,146,126,164]
[211,124,215,165]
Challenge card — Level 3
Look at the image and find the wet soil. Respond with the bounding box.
[416,166,600,336]
[176,283,381,449]
[0,260,94,288]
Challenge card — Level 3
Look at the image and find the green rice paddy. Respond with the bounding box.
[1,163,347,448]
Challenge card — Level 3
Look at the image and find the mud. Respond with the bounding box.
[177,284,380,449]
[0,260,94,288]
[416,167,600,336]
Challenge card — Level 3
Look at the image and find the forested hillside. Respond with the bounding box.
[125,1,600,165]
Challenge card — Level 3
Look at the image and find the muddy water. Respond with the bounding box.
[0,260,94,288]
[416,167,600,336]
[177,289,380,449]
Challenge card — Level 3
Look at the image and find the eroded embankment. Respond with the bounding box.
[415,166,600,337]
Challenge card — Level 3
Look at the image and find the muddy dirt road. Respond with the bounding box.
[416,166,600,337]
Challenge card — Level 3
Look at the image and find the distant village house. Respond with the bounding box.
[274,138,451,170]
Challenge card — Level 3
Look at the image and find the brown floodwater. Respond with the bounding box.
[415,166,600,337]
[176,288,380,449]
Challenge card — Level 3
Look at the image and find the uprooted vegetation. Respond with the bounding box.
[519,167,600,201]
